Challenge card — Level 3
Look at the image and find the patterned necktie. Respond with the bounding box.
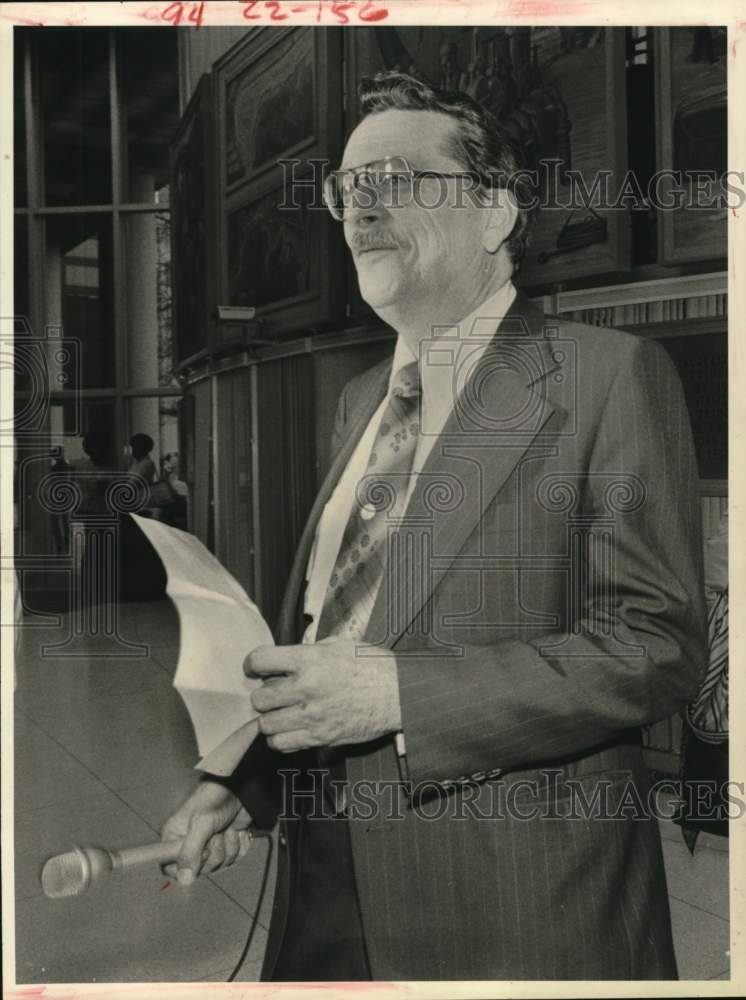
[315,360,421,641]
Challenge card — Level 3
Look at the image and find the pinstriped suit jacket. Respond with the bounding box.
[238,291,707,980]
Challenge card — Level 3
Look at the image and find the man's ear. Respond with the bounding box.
[481,188,519,255]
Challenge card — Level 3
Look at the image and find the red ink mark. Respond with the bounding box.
[242,0,261,19]
[732,207,738,218]
[161,0,204,28]
[358,0,389,21]
[0,12,44,26]
[161,1,185,25]
[332,1,355,24]
[160,879,171,890]
[187,0,205,29]
[233,0,387,26]
[266,0,289,19]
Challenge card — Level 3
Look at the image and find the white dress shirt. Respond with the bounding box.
[303,280,517,644]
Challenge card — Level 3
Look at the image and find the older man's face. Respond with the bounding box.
[341,109,489,315]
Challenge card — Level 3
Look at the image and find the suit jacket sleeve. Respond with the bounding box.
[395,336,708,786]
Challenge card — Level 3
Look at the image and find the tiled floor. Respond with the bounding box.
[12,599,730,983]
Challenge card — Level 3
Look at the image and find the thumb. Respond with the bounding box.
[176,813,215,884]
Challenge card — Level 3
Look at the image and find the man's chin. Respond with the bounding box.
[357,279,402,313]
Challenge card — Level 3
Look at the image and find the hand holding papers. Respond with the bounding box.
[132,515,274,776]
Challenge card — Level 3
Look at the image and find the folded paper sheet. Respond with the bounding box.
[132,515,274,776]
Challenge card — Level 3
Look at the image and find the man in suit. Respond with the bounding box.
[162,72,707,980]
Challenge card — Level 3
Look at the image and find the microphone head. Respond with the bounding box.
[41,845,113,898]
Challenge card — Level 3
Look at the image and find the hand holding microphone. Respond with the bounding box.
[160,780,254,885]
[41,781,254,898]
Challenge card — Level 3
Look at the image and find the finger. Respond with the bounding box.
[233,805,253,830]
[267,729,314,753]
[160,834,181,874]
[244,645,301,678]
[167,845,209,879]
[176,814,214,884]
[258,706,306,737]
[251,680,303,713]
[204,834,226,873]
[223,828,240,868]
[238,829,252,858]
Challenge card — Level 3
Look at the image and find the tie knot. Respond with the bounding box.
[390,361,420,400]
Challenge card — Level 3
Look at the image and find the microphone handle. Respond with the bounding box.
[110,840,183,873]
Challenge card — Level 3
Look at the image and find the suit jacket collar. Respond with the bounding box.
[363,290,564,647]
[275,291,563,645]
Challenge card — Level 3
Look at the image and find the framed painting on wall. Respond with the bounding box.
[170,72,218,370]
[507,27,630,287]
[226,177,321,314]
[223,28,317,192]
[215,28,346,339]
[655,27,727,266]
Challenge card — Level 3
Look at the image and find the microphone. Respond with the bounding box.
[41,840,183,898]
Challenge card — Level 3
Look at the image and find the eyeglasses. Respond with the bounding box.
[323,155,483,221]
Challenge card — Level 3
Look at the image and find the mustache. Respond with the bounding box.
[351,233,400,253]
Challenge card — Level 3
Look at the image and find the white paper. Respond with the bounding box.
[132,515,274,776]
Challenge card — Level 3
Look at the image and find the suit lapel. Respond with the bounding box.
[364,292,564,648]
[275,359,392,643]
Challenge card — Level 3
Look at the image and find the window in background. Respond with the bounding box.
[14,25,182,604]
[119,28,180,204]
[43,215,115,390]
[39,28,113,207]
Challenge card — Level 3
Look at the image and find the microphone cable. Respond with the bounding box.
[227,829,274,982]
